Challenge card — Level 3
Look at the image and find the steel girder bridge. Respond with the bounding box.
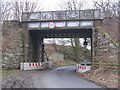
[21,9,103,63]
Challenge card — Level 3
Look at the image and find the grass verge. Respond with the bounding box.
[76,68,118,88]
[52,60,79,68]
[1,69,25,79]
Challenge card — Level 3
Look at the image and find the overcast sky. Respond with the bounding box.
[41,0,93,11]
[6,0,118,11]
[40,0,118,11]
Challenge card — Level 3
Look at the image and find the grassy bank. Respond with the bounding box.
[52,60,79,68]
[1,69,25,79]
[76,68,118,88]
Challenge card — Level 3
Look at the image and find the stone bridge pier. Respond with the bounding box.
[22,28,45,62]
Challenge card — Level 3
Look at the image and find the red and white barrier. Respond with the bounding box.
[20,62,42,71]
[76,64,91,73]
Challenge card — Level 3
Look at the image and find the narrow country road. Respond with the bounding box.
[2,66,103,88]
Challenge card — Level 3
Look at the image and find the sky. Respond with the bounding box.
[44,38,91,50]
[40,0,94,11]
[40,0,119,11]
[40,0,60,11]
[5,0,119,11]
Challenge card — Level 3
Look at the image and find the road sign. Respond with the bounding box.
[48,22,56,29]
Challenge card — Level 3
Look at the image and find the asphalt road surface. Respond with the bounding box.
[2,66,103,88]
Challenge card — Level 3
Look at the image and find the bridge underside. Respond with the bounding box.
[29,28,92,62]
[30,28,92,38]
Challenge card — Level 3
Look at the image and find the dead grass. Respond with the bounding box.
[1,60,78,78]
[52,60,79,68]
[1,69,25,79]
[76,68,118,88]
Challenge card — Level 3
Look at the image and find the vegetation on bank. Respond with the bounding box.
[52,60,80,68]
[1,69,26,79]
[76,68,118,88]
[45,44,91,63]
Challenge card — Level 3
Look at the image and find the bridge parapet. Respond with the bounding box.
[21,9,103,29]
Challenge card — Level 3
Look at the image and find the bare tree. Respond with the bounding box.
[12,0,44,20]
[57,38,71,46]
[46,38,71,53]
[52,38,58,52]
[59,0,84,61]
[46,38,58,52]
[70,38,81,61]
[2,0,44,53]
[1,0,43,21]
[93,0,118,17]
[60,0,83,10]
[1,1,13,21]
[93,0,119,42]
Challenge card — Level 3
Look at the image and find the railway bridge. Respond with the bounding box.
[2,9,118,69]
[21,9,102,63]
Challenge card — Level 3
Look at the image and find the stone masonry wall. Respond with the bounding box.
[2,21,24,69]
[93,27,118,71]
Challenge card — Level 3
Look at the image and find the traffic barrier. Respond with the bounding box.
[76,64,91,73]
[20,62,42,71]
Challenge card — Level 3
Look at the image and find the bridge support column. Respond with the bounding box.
[32,38,39,62]
[23,30,30,62]
[40,38,44,62]
[92,28,99,69]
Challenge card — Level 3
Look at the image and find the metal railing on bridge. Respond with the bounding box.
[21,9,103,29]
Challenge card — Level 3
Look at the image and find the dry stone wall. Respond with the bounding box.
[2,21,24,69]
[93,28,118,71]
